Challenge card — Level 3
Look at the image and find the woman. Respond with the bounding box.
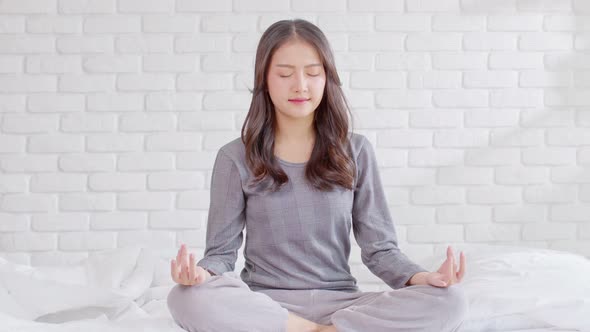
[167,19,468,332]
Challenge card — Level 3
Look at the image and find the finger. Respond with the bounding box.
[176,243,184,266]
[181,245,189,280]
[457,252,466,282]
[189,253,196,282]
[171,259,178,282]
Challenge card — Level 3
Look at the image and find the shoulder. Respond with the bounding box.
[348,132,371,161]
[214,137,248,173]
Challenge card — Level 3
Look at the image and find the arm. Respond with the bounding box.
[352,136,429,289]
[196,149,246,276]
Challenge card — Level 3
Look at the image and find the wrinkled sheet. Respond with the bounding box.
[0,245,588,332]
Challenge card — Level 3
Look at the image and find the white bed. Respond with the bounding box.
[0,244,588,332]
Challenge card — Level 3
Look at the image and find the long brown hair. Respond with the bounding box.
[241,19,355,192]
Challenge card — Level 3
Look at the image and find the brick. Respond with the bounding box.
[28,134,84,153]
[0,175,26,193]
[519,32,573,51]
[0,214,28,232]
[86,134,143,152]
[524,185,577,203]
[517,0,572,11]
[59,232,116,250]
[118,0,174,13]
[546,89,590,106]
[465,148,520,166]
[438,167,494,185]
[2,114,58,133]
[203,131,240,151]
[59,75,114,93]
[88,173,145,191]
[494,205,546,223]
[177,190,210,210]
[378,130,432,147]
[146,92,200,111]
[437,206,492,223]
[489,52,544,69]
[522,147,577,165]
[292,0,346,11]
[143,15,196,33]
[390,206,435,225]
[201,15,257,32]
[59,193,114,211]
[409,149,463,166]
[0,233,56,252]
[31,213,89,231]
[117,74,175,91]
[119,113,175,132]
[84,16,141,33]
[490,128,543,146]
[488,15,543,31]
[407,225,464,242]
[27,55,82,74]
[349,0,403,11]
[116,35,173,54]
[406,0,460,12]
[61,113,117,132]
[2,155,58,172]
[0,75,56,93]
[179,112,235,131]
[496,166,548,184]
[30,174,86,192]
[150,210,206,228]
[90,212,147,230]
[432,52,487,69]
[349,33,404,51]
[547,128,590,146]
[350,71,405,89]
[374,148,407,167]
[408,71,461,89]
[520,71,571,87]
[464,71,517,88]
[57,36,113,53]
[83,55,140,73]
[412,186,464,204]
[467,186,521,204]
[406,33,462,51]
[26,16,81,34]
[118,192,173,211]
[552,167,590,184]
[1,194,55,212]
[433,90,489,107]
[176,0,231,11]
[319,15,372,32]
[148,172,205,190]
[521,110,574,127]
[464,109,519,127]
[146,133,202,151]
[466,224,521,242]
[410,110,462,128]
[59,154,115,172]
[381,169,437,186]
[550,205,590,222]
[0,0,56,13]
[88,93,144,112]
[522,222,576,240]
[464,32,518,50]
[433,15,485,31]
[59,0,115,13]
[375,52,430,70]
[376,15,430,31]
[490,89,543,107]
[354,110,407,129]
[435,129,489,147]
[375,90,432,108]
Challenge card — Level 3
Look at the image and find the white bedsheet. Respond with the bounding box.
[0,245,588,332]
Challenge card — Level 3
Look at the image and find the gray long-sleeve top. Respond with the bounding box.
[197,133,428,291]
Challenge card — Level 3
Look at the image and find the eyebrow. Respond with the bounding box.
[275,64,322,68]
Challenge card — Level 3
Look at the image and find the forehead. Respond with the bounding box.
[270,39,323,66]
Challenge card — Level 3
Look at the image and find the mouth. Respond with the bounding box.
[288,98,311,104]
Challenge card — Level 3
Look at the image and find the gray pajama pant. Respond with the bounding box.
[167,271,469,332]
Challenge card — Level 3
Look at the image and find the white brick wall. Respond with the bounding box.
[0,1,589,291]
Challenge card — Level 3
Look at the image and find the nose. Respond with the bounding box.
[293,71,308,93]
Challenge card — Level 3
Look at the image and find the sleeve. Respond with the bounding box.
[196,149,246,276]
[352,136,429,289]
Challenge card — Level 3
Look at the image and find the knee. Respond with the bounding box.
[166,283,210,324]
[438,285,469,329]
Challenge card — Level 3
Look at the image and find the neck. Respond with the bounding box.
[274,113,315,145]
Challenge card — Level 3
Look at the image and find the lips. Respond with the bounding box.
[288,98,310,103]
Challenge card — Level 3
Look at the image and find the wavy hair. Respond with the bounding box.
[241,19,355,192]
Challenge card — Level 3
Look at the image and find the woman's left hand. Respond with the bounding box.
[426,245,466,288]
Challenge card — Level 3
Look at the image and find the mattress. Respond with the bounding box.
[0,244,588,331]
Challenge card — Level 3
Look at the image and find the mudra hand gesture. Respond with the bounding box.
[170,243,212,286]
[427,245,466,288]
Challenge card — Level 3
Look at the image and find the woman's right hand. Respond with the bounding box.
[171,243,211,286]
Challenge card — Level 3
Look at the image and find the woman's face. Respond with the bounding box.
[266,39,326,122]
